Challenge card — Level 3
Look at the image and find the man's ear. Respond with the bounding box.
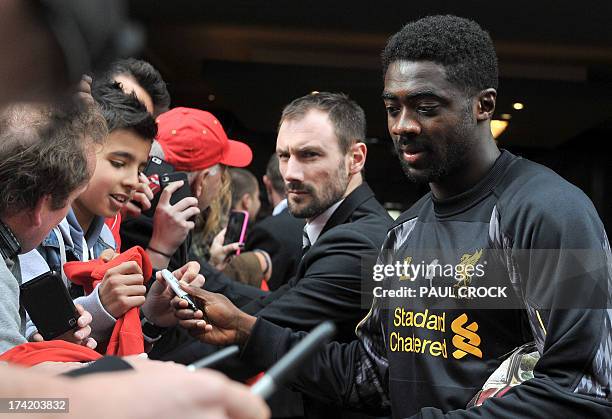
[348,142,367,175]
[476,88,497,121]
[29,195,50,228]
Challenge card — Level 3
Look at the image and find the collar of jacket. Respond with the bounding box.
[319,182,374,238]
[0,219,21,261]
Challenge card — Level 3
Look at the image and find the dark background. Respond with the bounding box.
[128,0,612,231]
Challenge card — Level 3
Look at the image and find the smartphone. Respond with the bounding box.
[223,210,249,254]
[160,269,199,311]
[19,272,79,340]
[138,157,175,218]
[160,172,192,206]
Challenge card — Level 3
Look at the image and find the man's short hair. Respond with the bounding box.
[381,15,498,93]
[279,92,366,154]
[0,103,107,216]
[265,153,285,197]
[230,168,258,209]
[92,81,157,140]
[105,58,171,116]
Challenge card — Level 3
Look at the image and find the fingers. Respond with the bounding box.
[174,261,202,284]
[76,306,92,328]
[31,333,44,342]
[158,180,184,206]
[84,338,97,350]
[123,295,147,308]
[137,173,154,200]
[172,196,199,212]
[175,306,204,320]
[73,325,91,341]
[99,249,118,263]
[105,260,143,277]
[223,243,242,255]
[180,282,211,301]
[130,192,152,211]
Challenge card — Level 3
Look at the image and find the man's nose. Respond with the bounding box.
[390,110,421,137]
[282,156,304,183]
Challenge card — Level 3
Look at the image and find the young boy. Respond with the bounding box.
[23,81,156,344]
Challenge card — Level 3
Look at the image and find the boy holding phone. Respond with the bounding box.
[23,83,202,346]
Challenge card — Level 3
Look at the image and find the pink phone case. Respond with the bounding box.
[231,210,249,255]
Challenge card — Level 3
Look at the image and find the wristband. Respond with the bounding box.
[147,245,173,258]
[254,250,271,276]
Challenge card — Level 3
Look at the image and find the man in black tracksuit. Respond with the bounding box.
[180,15,611,417]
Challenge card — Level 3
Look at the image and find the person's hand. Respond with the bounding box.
[99,249,120,263]
[121,173,154,219]
[147,181,200,265]
[176,285,256,346]
[74,74,94,107]
[209,228,243,270]
[70,363,270,419]
[141,261,205,327]
[31,304,97,349]
[98,261,147,318]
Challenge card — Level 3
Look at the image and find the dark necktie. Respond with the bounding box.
[302,226,311,255]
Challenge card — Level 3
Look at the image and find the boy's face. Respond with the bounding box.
[74,128,150,220]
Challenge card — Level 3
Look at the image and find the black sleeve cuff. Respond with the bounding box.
[240,317,295,371]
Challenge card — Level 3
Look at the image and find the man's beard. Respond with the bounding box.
[396,107,474,184]
[287,162,348,219]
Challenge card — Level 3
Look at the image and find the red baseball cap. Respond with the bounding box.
[155,107,252,171]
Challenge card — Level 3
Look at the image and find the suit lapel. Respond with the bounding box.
[319,182,374,237]
[293,183,375,281]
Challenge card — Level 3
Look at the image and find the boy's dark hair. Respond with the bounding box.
[265,153,285,197]
[382,15,498,93]
[106,58,170,116]
[230,168,258,209]
[0,103,107,215]
[280,92,365,154]
[92,81,157,140]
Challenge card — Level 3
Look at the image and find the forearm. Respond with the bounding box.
[241,318,389,412]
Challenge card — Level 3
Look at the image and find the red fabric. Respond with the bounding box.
[0,340,102,366]
[104,213,122,249]
[63,246,152,356]
[260,279,269,291]
[155,107,252,171]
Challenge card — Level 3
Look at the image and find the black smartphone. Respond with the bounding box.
[160,172,192,206]
[223,210,249,254]
[19,272,79,340]
[138,156,175,218]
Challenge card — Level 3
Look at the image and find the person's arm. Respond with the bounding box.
[243,228,378,334]
[0,262,27,352]
[177,284,391,414]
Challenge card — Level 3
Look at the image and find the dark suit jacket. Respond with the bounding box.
[244,206,305,290]
[241,183,392,419]
[241,182,392,343]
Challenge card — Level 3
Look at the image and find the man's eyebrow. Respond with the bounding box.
[295,144,324,153]
[382,90,445,101]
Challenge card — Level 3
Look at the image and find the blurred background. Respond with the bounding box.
[128,0,612,230]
